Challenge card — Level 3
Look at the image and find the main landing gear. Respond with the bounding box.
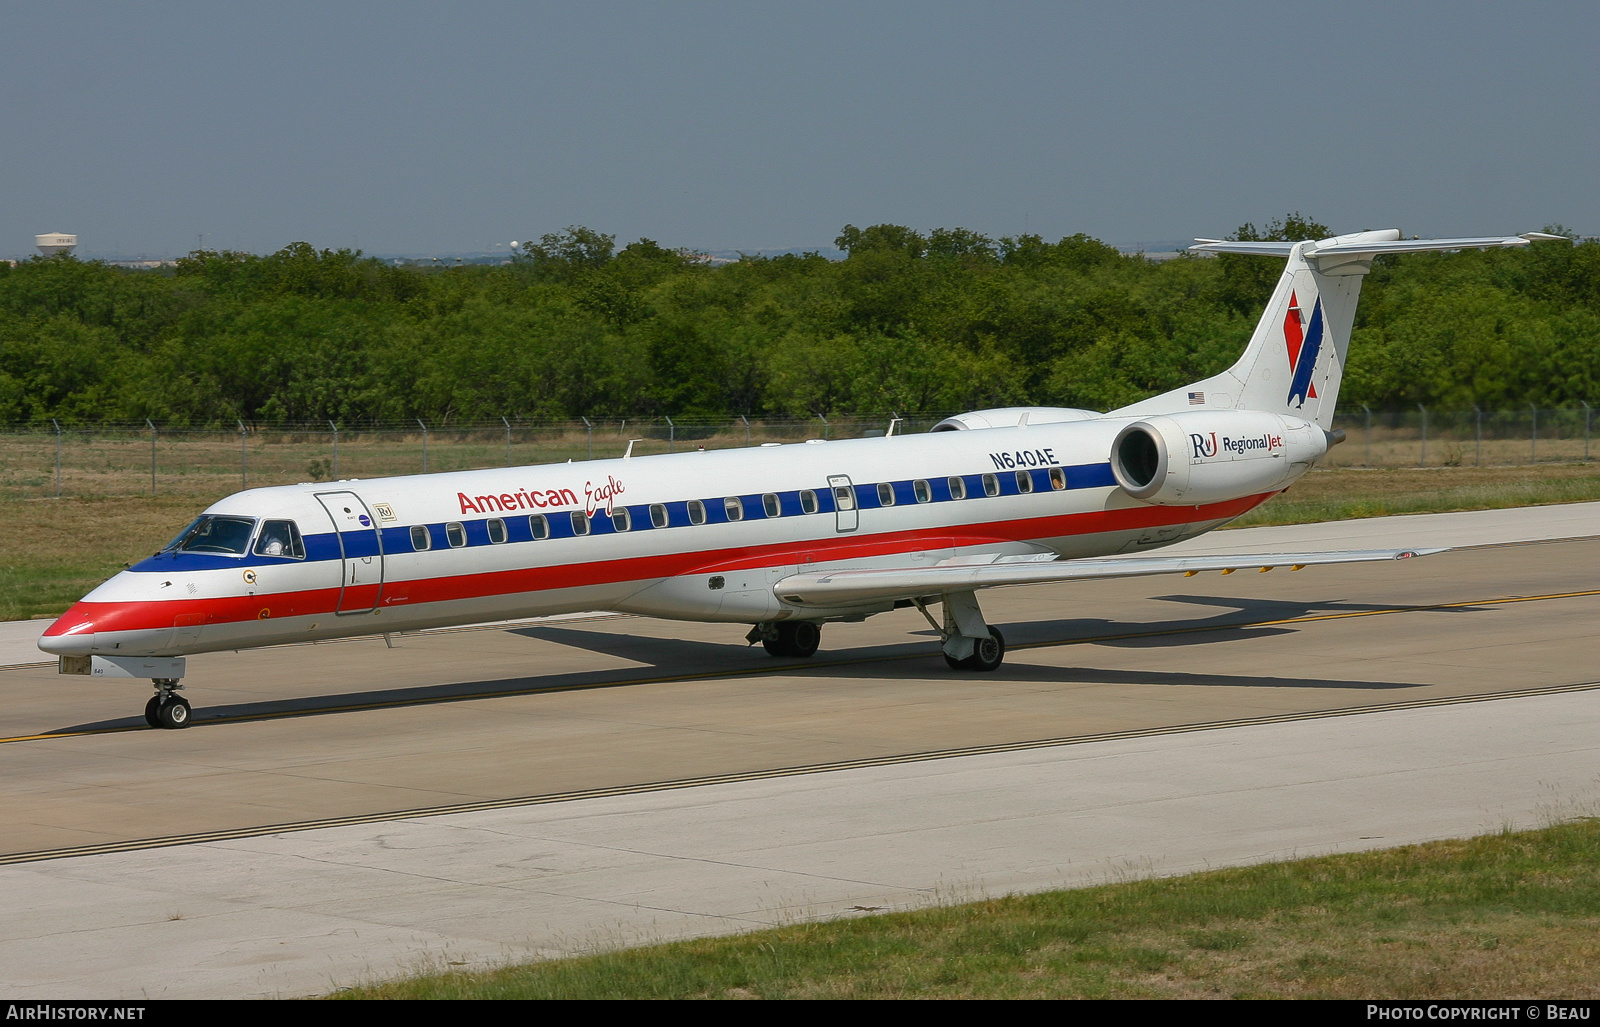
[944,626,1006,672]
[747,590,1007,672]
[914,590,1006,673]
[748,620,822,658]
[144,679,192,730]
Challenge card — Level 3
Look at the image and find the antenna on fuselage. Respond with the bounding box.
[624,438,645,459]
[887,412,902,437]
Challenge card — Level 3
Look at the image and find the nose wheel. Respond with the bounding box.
[145,680,192,730]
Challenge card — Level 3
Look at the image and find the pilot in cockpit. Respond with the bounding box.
[256,522,292,557]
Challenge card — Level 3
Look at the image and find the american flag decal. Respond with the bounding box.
[1188,392,1205,405]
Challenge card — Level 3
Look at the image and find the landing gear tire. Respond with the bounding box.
[144,695,163,729]
[945,627,1005,672]
[969,627,1005,671]
[763,621,821,658]
[156,695,192,730]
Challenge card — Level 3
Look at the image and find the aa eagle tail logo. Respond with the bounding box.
[1283,291,1325,409]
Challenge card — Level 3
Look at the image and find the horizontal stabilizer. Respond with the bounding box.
[774,548,1447,608]
[1190,231,1546,263]
[1187,240,1297,257]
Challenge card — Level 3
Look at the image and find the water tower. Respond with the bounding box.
[35,233,77,257]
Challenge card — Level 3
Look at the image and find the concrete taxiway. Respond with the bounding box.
[0,503,1595,997]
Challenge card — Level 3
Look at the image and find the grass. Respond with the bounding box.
[1226,463,1600,528]
[0,494,220,621]
[333,819,1600,999]
[2,464,1596,622]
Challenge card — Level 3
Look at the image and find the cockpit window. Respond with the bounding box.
[164,515,258,556]
[253,520,305,559]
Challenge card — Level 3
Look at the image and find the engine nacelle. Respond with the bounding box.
[1110,410,1329,506]
[931,407,1099,432]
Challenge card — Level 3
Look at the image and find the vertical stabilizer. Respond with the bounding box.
[1112,228,1538,430]
[1112,230,1398,429]
[1219,237,1371,428]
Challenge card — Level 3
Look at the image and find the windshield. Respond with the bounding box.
[162,515,258,556]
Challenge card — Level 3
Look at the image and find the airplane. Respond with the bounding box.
[39,228,1560,728]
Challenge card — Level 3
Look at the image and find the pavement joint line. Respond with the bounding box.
[3,677,1597,868]
[1451,533,1600,550]
[4,586,1599,745]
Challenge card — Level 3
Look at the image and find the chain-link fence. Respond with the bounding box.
[1324,405,1596,469]
[1,406,1593,500]
[0,415,943,499]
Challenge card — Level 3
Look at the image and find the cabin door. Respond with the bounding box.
[827,474,858,533]
[315,491,385,614]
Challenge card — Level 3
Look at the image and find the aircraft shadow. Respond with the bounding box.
[807,656,1420,692]
[50,596,1492,733]
[995,593,1491,650]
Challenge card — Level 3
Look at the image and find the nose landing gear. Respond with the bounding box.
[145,679,192,730]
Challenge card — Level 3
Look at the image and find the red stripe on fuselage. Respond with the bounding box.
[49,493,1271,635]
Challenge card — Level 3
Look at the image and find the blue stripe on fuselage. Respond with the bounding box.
[126,461,1119,573]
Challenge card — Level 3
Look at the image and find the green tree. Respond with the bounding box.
[515,226,616,283]
[834,224,928,259]
[1218,212,1331,315]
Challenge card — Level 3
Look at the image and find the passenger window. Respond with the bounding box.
[613,507,631,532]
[529,514,549,540]
[876,482,895,506]
[687,500,706,525]
[913,479,931,503]
[1016,470,1034,494]
[446,522,467,548]
[947,477,967,500]
[570,511,590,536]
[762,493,780,518]
[834,486,855,511]
[982,473,1000,497]
[650,504,668,528]
[1049,467,1067,491]
[410,524,432,551]
[254,520,305,559]
[487,518,507,544]
[799,490,818,514]
[724,496,743,521]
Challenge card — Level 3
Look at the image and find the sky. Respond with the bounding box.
[3,1,1596,259]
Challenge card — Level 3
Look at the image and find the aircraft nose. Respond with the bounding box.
[38,605,98,656]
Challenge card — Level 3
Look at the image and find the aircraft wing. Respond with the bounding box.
[773,548,1446,608]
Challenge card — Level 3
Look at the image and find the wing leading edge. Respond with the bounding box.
[773,548,1447,607]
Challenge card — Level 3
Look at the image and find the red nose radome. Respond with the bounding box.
[39,604,98,656]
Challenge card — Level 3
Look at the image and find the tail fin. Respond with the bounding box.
[1111,229,1541,430]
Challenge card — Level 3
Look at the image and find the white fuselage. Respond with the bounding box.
[40,416,1302,659]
